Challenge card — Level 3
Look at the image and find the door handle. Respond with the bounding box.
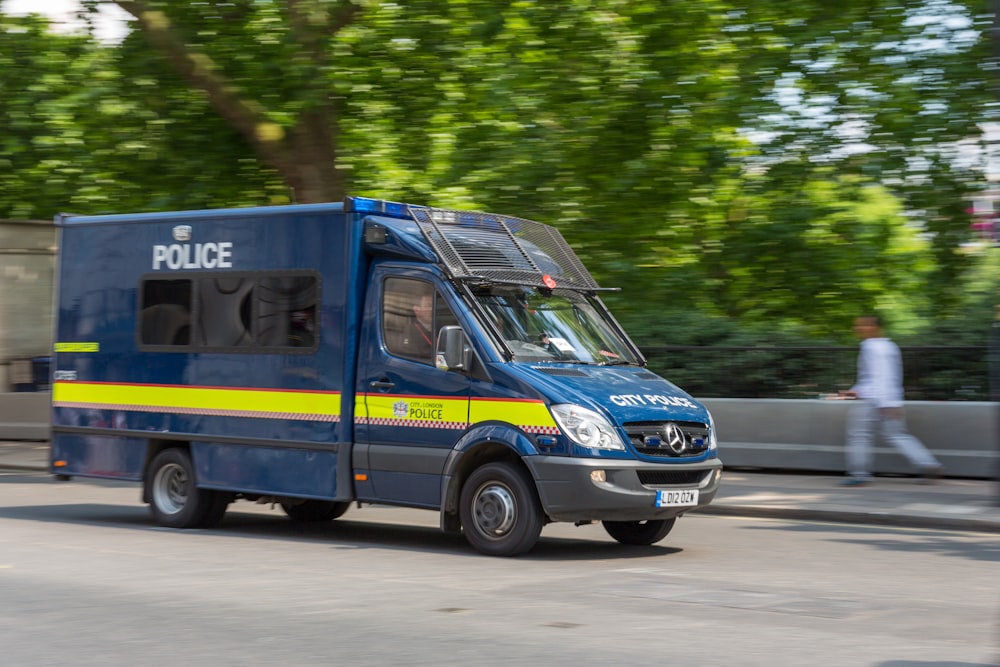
[370,380,395,390]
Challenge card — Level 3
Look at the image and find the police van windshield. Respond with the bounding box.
[473,286,638,364]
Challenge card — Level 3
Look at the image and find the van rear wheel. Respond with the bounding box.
[147,448,212,528]
[459,462,542,557]
[197,491,230,528]
[281,500,349,522]
[602,518,676,546]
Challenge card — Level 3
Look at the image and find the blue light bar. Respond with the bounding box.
[346,196,411,219]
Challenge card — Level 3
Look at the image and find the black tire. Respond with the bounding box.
[281,499,350,522]
[147,448,213,528]
[602,518,676,546]
[459,462,542,557]
[196,491,231,528]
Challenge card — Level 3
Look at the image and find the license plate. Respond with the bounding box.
[655,489,699,508]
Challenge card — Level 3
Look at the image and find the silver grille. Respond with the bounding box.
[624,421,711,458]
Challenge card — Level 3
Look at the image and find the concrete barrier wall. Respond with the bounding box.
[0,392,50,440]
[703,398,999,479]
[2,393,997,479]
[0,220,56,392]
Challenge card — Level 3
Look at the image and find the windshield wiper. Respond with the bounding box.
[518,358,590,364]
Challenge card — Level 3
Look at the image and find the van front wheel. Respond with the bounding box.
[459,462,542,557]
[602,518,676,546]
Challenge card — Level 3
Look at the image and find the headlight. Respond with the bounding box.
[708,412,718,451]
[550,404,625,451]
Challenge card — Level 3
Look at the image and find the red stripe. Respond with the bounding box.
[355,416,559,435]
[359,392,545,403]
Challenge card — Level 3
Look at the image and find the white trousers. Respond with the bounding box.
[846,400,940,478]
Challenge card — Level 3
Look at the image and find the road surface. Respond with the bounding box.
[1,471,997,666]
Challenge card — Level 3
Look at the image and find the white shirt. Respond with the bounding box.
[852,337,904,408]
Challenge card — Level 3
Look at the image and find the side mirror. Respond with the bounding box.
[437,325,469,371]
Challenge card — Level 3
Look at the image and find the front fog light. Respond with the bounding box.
[590,470,606,483]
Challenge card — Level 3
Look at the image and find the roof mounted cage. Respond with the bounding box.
[408,206,608,291]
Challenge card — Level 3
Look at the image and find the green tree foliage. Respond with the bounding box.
[105,0,361,203]
[87,28,289,212]
[0,14,98,219]
[1,0,997,345]
[0,10,285,218]
[323,0,992,338]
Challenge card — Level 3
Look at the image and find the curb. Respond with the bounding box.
[694,504,1000,534]
[0,464,48,473]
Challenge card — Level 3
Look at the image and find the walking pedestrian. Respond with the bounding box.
[837,314,944,486]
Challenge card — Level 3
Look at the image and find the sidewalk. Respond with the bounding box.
[699,468,1000,534]
[2,440,999,533]
[0,440,49,472]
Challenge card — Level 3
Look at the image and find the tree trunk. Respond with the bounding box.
[281,107,344,204]
[114,0,349,205]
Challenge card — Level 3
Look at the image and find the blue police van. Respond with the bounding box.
[50,196,722,556]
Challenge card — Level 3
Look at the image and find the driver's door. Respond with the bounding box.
[356,273,470,507]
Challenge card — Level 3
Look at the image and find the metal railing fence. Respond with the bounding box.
[640,346,990,401]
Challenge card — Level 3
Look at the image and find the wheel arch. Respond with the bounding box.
[439,422,541,530]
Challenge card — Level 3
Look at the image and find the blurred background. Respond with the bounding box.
[2,0,999,398]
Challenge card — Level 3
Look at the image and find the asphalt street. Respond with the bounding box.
[2,468,998,666]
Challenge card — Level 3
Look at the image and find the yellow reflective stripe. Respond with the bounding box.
[470,397,556,429]
[356,394,557,432]
[52,382,340,418]
[54,342,99,352]
[354,396,368,419]
[51,383,558,431]
[363,394,468,424]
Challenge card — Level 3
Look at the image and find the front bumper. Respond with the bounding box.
[524,455,723,522]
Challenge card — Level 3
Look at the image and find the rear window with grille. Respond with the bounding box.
[139,272,318,352]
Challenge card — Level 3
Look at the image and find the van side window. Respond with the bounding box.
[257,276,318,348]
[141,279,192,345]
[383,278,458,365]
[138,272,318,352]
[198,276,254,347]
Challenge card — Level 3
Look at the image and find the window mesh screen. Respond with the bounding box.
[409,207,601,290]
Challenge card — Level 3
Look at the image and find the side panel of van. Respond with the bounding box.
[51,206,365,500]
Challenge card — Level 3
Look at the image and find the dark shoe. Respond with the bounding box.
[839,477,869,487]
[920,465,944,484]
